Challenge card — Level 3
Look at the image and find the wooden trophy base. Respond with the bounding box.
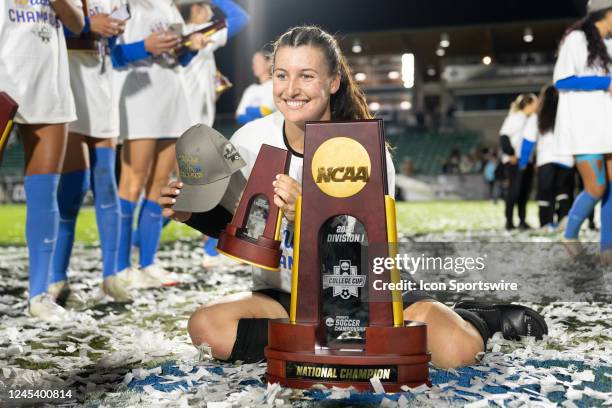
[217,224,282,271]
[265,319,431,392]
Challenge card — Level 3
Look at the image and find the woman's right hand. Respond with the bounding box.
[159,181,192,222]
[144,31,181,56]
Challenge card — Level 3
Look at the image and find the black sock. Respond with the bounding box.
[228,318,269,363]
[454,308,490,347]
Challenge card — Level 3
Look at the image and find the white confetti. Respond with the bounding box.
[370,376,385,394]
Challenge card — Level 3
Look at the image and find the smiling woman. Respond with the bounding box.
[159,25,548,370]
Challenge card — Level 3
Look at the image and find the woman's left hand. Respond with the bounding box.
[273,174,302,222]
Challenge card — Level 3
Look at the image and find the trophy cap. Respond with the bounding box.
[173,124,246,213]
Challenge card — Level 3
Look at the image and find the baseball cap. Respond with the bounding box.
[173,124,246,213]
[588,0,612,13]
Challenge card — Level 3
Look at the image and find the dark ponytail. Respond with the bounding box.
[272,26,371,120]
[537,84,559,135]
[562,8,612,74]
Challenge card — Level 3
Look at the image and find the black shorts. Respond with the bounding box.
[254,279,434,315]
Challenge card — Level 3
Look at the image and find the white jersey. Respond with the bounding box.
[499,111,529,164]
[115,0,194,139]
[183,22,228,127]
[229,111,396,293]
[523,114,575,168]
[0,0,77,124]
[235,80,275,117]
[68,0,119,138]
[554,30,612,154]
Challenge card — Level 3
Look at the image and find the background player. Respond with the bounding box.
[554,0,612,256]
[0,0,84,319]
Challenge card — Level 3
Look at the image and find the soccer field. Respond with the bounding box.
[0,201,609,407]
[0,201,539,245]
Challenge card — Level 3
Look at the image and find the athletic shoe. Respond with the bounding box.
[142,264,180,286]
[201,253,242,269]
[116,267,163,289]
[505,222,516,231]
[518,222,532,230]
[29,293,69,321]
[454,301,548,340]
[102,275,132,301]
[47,280,86,310]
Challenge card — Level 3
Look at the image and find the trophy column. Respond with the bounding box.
[265,120,430,392]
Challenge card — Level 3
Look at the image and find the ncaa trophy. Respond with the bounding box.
[217,144,291,271]
[265,120,430,391]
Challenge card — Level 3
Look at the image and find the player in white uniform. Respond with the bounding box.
[498,94,539,230]
[177,0,248,268]
[0,0,84,320]
[112,0,208,285]
[553,0,612,253]
[519,85,575,229]
[47,0,132,307]
[179,0,248,127]
[235,51,275,124]
[160,26,548,369]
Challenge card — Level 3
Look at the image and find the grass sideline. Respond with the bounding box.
[0,201,538,245]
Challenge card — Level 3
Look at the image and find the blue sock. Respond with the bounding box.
[139,199,163,268]
[117,198,136,272]
[25,174,60,299]
[204,237,219,256]
[601,182,612,251]
[564,191,599,239]
[91,148,120,278]
[51,169,90,284]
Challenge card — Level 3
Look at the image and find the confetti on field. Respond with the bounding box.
[0,227,610,407]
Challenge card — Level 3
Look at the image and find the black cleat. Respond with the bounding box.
[454,301,548,340]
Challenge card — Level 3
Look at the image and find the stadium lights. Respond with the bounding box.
[355,72,367,82]
[440,33,450,48]
[400,101,412,110]
[436,48,446,57]
[482,56,492,65]
[388,71,400,80]
[352,39,362,54]
[369,102,381,111]
[401,53,415,88]
[523,27,534,43]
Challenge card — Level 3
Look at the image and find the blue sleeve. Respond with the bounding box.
[555,75,612,91]
[519,139,536,169]
[212,0,249,38]
[64,15,90,37]
[111,40,150,68]
[178,50,197,67]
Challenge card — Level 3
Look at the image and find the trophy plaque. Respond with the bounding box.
[0,92,18,165]
[217,144,291,271]
[265,120,430,392]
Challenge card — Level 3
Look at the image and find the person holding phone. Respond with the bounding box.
[159,26,548,369]
[48,0,134,308]
[111,0,208,288]
[0,0,84,320]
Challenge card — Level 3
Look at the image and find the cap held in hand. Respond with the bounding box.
[173,124,246,213]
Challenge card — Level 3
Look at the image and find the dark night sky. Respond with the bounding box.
[214,0,588,114]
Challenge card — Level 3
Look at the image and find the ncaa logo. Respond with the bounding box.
[311,137,371,198]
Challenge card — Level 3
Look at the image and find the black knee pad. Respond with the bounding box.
[228,318,269,363]
[454,308,490,347]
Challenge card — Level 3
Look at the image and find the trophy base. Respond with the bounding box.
[265,319,431,392]
[217,227,281,271]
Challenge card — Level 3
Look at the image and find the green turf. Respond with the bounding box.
[0,201,538,245]
[0,205,200,245]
